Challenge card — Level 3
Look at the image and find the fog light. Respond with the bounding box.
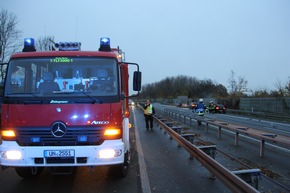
[115,149,122,157]
[2,150,22,160]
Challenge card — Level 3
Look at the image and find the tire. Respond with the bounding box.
[116,151,130,177]
[15,167,44,179]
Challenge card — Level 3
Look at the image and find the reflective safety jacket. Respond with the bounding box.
[144,104,153,115]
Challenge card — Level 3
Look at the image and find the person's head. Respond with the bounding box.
[146,100,150,105]
[199,98,203,103]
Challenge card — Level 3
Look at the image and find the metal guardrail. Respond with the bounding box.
[154,115,260,193]
[163,108,290,157]
[227,109,290,122]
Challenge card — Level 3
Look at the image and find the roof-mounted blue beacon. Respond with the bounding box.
[22,38,36,52]
[99,37,111,52]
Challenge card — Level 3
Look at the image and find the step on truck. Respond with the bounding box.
[0,37,141,178]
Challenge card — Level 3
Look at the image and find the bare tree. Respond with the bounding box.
[0,9,22,62]
[228,70,236,95]
[0,9,22,81]
[36,36,55,51]
[274,78,290,97]
[227,70,248,97]
[139,75,228,99]
[286,76,290,97]
[274,78,290,113]
[274,79,285,97]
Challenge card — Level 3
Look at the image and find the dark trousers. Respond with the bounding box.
[144,114,153,129]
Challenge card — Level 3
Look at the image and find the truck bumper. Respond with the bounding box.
[0,140,125,167]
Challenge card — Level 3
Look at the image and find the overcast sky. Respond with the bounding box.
[2,0,290,92]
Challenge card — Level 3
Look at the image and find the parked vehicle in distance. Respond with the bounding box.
[215,104,226,113]
[189,102,197,110]
[177,103,188,108]
[129,99,135,106]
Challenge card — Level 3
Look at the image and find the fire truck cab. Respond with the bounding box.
[0,37,141,178]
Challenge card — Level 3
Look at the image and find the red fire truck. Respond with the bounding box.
[0,37,141,178]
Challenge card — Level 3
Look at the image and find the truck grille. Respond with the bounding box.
[16,126,104,146]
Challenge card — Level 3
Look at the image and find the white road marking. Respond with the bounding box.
[133,109,151,193]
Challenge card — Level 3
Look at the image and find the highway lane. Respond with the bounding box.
[206,113,290,137]
[162,104,290,137]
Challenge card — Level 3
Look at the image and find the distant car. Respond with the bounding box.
[189,102,197,110]
[177,103,188,108]
[129,100,135,106]
[215,104,226,113]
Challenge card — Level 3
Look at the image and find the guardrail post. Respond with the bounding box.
[163,109,167,116]
[260,139,265,157]
[181,133,195,159]
[218,126,222,139]
[232,169,260,190]
[172,126,182,134]
[235,132,239,146]
[198,145,217,179]
[181,133,194,144]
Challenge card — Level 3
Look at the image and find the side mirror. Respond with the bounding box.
[133,71,141,91]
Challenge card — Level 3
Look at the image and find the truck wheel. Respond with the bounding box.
[15,167,43,179]
[117,151,130,177]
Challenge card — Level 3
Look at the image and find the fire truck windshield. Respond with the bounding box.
[5,57,118,97]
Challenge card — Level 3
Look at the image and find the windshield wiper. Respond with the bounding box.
[76,92,103,104]
[24,100,43,104]
[7,92,38,96]
[4,93,43,104]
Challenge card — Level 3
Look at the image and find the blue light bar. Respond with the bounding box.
[24,38,35,46]
[23,38,36,52]
[100,37,110,46]
[99,37,111,51]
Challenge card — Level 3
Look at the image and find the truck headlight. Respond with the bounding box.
[1,150,22,160]
[98,149,122,158]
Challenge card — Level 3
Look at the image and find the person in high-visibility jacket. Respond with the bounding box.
[143,99,155,130]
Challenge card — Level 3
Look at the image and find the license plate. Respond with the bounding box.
[44,150,75,158]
